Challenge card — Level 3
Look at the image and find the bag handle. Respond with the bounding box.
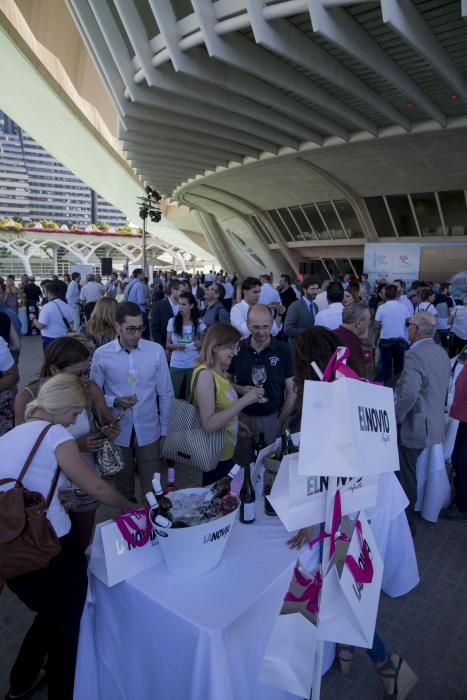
[14,424,60,511]
[344,520,374,584]
[189,368,217,406]
[322,347,351,382]
[18,424,54,484]
[114,506,152,547]
[52,300,72,333]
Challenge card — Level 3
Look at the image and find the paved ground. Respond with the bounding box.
[1,337,466,700]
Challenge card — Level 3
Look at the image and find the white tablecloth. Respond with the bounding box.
[75,474,419,700]
[415,444,451,523]
[444,415,459,462]
[75,512,331,700]
[367,472,419,597]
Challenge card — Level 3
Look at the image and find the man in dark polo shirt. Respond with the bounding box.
[229,304,295,451]
[335,302,371,378]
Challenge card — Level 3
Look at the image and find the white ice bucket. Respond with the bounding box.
[154,488,239,576]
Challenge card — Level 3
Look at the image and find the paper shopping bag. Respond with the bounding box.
[260,612,318,698]
[88,518,162,587]
[318,511,383,647]
[298,377,399,477]
[268,453,379,531]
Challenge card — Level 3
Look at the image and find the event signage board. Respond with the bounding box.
[363,242,421,285]
[298,378,399,477]
[267,454,378,531]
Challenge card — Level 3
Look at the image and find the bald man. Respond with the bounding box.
[229,304,295,451]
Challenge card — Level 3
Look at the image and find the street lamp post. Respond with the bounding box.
[137,186,162,278]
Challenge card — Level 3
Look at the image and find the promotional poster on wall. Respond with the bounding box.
[363,243,421,285]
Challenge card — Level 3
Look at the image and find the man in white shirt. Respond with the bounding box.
[258,274,281,306]
[222,275,235,312]
[66,271,81,331]
[30,281,75,350]
[91,301,174,501]
[80,273,105,306]
[394,279,415,317]
[314,280,331,312]
[314,282,344,331]
[374,284,411,383]
[230,277,284,339]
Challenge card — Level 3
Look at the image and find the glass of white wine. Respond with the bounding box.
[251,365,268,403]
[127,367,139,398]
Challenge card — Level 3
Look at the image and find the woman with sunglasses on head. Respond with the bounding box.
[191,323,263,486]
[14,336,120,550]
[166,291,206,399]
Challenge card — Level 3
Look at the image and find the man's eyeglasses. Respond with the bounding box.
[124,325,145,334]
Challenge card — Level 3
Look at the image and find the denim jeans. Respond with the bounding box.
[366,630,389,664]
[377,338,407,383]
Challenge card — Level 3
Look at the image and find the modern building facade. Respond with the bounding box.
[0,110,128,228]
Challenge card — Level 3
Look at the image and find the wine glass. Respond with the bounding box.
[127,367,139,399]
[251,365,268,403]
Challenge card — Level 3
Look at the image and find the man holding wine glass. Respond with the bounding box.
[90,302,174,502]
[229,304,296,450]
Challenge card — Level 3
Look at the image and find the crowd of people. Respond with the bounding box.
[0,264,466,700]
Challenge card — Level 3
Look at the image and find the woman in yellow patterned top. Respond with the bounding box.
[192,323,263,485]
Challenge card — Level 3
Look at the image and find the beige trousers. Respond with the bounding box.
[117,440,161,501]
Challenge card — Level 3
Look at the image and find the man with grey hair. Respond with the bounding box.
[79,272,105,305]
[335,303,371,377]
[395,311,451,533]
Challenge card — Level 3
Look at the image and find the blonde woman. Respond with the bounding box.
[14,336,119,550]
[83,296,118,348]
[2,374,132,700]
[191,323,263,485]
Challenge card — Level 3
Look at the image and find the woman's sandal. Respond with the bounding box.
[336,644,354,677]
[376,654,418,699]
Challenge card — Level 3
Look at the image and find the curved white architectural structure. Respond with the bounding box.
[2,1,467,278]
[63,0,467,279]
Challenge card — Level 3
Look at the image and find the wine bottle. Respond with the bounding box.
[164,467,177,494]
[145,491,157,508]
[284,426,298,454]
[239,466,256,524]
[154,514,172,528]
[151,472,173,517]
[203,464,242,503]
[255,432,267,456]
[281,431,288,458]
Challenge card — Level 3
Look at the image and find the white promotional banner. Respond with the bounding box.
[70,263,93,280]
[88,519,162,587]
[268,454,379,531]
[298,378,399,477]
[318,512,383,647]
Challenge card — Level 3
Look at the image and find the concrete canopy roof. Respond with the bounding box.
[63,0,467,205]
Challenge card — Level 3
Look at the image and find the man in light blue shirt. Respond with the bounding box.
[90,301,174,501]
[124,269,149,339]
[66,272,81,330]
